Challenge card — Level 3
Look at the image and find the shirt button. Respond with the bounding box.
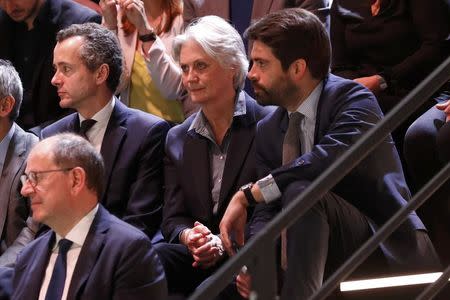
[219,155,224,160]
[218,178,222,183]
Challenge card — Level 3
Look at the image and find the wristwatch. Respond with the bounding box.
[138,30,157,42]
[239,183,257,206]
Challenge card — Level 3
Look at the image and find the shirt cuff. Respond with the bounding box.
[257,174,281,203]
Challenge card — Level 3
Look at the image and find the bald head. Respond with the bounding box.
[31,133,105,197]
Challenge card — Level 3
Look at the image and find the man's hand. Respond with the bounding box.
[236,268,252,299]
[436,99,450,122]
[219,191,248,256]
[354,75,382,94]
[99,0,118,29]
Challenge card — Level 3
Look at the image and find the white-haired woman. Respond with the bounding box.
[153,15,274,297]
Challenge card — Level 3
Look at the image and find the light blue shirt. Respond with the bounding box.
[0,123,15,177]
[189,90,246,213]
[258,81,324,203]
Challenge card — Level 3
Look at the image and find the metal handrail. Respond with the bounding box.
[189,56,450,300]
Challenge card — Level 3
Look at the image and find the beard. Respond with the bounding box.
[251,76,299,108]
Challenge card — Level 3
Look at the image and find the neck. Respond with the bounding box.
[52,198,98,237]
[25,0,45,30]
[285,79,321,112]
[0,119,13,141]
[78,91,113,119]
[202,92,236,145]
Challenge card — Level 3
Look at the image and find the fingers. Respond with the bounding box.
[219,221,234,256]
[436,99,450,122]
[192,244,221,268]
[236,273,252,299]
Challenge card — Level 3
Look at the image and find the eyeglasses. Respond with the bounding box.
[20,168,74,188]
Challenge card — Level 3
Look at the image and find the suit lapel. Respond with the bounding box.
[218,96,256,210]
[19,232,54,299]
[100,101,127,200]
[184,132,213,218]
[67,206,109,299]
[0,126,26,237]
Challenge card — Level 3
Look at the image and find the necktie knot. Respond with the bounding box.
[58,239,73,255]
[79,119,96,139]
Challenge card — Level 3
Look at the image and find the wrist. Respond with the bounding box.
[180,228,191,246]
[239,183,257,207]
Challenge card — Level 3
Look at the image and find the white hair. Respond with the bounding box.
[173,15,249,90]
[0,59,23,121]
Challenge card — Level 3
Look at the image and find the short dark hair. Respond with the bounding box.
[50,133,104,198]
[56,23,123,93]
[0,59,23,121]
[245,8,330,79]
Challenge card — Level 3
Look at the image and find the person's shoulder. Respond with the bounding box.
[41,113,77,138]
[166,114,195,143]
[122,105,170,132]
[56,0,101,24]
[105,213,152,245]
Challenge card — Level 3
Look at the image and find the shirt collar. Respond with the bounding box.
[78,97,115,126]
[189,90,246,133]
[54,204,99,250]
[290,81,323,121]
[0,123,15,173]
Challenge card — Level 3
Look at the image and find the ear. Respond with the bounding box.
[69,167,86,195]
[289,59,307,81]
[95,63,110,85]
[0,96,15,118]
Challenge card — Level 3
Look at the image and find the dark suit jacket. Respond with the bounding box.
[0,0,100,129]
[256,74,425,235]
[162,93,274,242]
[12,205,167,300]
[0,125,38,266]
[41,100,170,238]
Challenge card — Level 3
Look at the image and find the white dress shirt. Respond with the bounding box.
[79,97,115,152]
[38,204,99,300]
[258,81,323,203]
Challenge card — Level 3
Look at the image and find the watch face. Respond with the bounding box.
[240,183,252,191]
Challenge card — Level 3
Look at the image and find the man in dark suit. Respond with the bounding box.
[220,8,440,299]
[154,16,274,297]
[13,133,167,299]
[0,60,38,267]
[41,23,169,239]
[0,0,100,130]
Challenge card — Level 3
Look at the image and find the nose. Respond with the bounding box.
[51,71,61,87]
[247,64,258,81]
[21,180,34,198]
[185,68,199,84]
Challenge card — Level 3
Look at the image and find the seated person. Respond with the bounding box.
[330,0,450,159]
[220,8,441,299]
[41,23,169,239]
[100,0,192,123]
[154,16,274,297]
[404,92,450,265]
[13,133,167,299]
[0,60,38,267]
[0,0,101,130]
